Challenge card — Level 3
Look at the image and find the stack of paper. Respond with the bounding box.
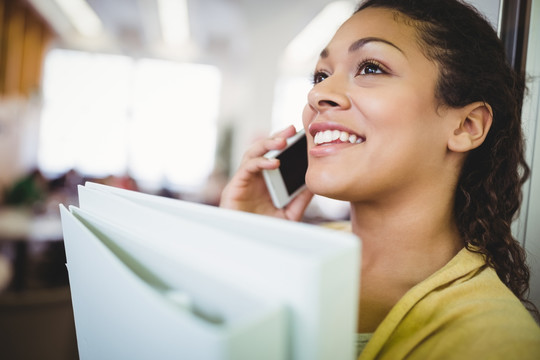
[60,182,361,360]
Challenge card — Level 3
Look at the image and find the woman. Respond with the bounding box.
[220,0,540,358]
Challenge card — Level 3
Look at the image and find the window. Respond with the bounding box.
[38,49,221,193]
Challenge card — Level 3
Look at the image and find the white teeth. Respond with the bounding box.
[314,132,321,144]
[313,130,364,145]
[323,130,333,142]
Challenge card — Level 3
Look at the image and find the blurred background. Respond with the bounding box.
[0,0,539,359]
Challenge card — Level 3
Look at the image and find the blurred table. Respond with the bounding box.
[0,206,78,360]
[0,207,67,291]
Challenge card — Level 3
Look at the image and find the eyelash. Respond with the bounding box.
[311,71,328,85]
[356,58,386,75]
[311,58,387,85]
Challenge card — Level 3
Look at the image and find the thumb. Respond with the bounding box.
[284,188,314,221]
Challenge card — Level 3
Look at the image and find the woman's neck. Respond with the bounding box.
[351,198,463,268]
[350,190,464,332]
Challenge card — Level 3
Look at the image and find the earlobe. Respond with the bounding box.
[448,102,493,153]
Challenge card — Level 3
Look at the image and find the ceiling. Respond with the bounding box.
[27,0,342,66]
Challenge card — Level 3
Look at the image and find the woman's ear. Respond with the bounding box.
[448,102,493,153]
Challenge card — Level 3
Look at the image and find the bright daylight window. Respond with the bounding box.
[271,77,312,132]
[38,49,221,193]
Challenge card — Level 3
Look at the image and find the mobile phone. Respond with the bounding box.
[262,129,308,208]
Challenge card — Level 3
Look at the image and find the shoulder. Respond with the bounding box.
[407,265,540,359]
[364,249,540,360]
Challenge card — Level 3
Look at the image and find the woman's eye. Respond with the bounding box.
[357,60,385,76]
[312,71,329,84]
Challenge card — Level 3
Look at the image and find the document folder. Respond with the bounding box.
[60,182,361,360]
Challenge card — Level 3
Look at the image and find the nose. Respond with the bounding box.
[307,75,351,112]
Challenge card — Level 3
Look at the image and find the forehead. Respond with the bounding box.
[325,7,420,55]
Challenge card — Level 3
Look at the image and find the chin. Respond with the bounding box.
[305,171,351,201]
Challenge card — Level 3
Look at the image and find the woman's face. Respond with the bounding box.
[302,7,455,203]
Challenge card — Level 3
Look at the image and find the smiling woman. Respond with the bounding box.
[220,0,540,359]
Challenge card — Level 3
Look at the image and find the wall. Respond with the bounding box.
[521,0,540,312]
[470,0,501,28]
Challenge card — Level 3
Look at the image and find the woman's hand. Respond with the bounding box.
[219,125,313,221]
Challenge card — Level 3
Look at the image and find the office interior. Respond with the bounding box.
[0,0,539,359]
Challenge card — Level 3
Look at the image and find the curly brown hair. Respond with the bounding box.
[356,0,537,316]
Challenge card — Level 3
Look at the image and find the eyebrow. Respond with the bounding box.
[319,37,404,58]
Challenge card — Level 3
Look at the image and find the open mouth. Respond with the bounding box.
[313,130,365,145]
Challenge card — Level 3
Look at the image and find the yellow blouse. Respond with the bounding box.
[358,248,540,359]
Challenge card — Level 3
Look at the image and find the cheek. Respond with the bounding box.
[302,104,314,129]
[360,86,437,140]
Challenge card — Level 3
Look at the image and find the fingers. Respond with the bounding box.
[219,124,303,217]
[272,124,297,139]
[242,125,298,163]
[241,156,279,178]
[222,151,279,204]
[242,138,285,162]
